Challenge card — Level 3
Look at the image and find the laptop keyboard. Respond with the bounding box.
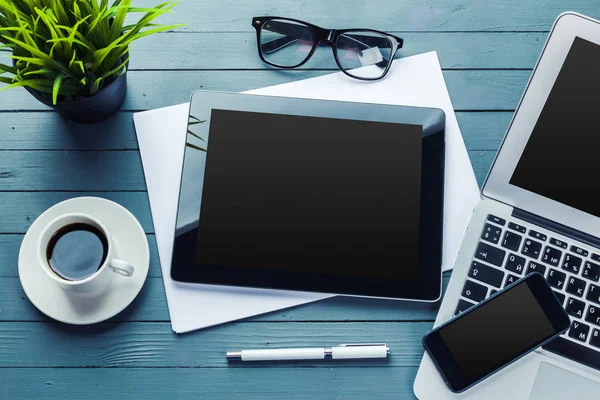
[454,214,600,372]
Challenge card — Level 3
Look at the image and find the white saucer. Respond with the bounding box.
[19,197,150,324]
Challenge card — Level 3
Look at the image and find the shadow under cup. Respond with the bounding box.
[38,213,134,294]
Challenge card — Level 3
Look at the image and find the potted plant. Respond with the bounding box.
[0,0,183,123]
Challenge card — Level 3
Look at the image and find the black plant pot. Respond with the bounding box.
[25,72,128,124]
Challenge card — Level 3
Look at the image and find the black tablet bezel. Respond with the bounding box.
[170,91,445,301]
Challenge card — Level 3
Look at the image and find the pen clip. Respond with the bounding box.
[338,343,387,347]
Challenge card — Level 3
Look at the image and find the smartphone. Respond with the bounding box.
[422,272,570,393]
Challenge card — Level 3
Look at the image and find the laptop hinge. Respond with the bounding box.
[512,208,600,250]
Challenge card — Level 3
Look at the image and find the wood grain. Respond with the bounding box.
[0,275,450,322]
[0,151,144,191]
[468,150,496,185]
[0,112,140,150]
[0,192,153,233]
[2,70,530,111]
[0,367,420,399]
[0,111,510,151]
[128,0,600,32]
[0,322,430,367]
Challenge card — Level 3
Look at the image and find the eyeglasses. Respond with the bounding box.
[252,17,404,81]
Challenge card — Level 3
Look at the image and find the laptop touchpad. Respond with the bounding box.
[529,362,600,400]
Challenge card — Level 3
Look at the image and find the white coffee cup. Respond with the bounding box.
[38,213,134,294]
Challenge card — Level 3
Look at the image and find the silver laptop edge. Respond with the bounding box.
[415,11,600,400]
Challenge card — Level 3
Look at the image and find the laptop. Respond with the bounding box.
[414,12,600,399]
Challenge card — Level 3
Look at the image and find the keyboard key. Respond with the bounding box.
[566,297,586,318]
[587,284,600,306]
[521,239,542,259]
[501,231,522,252]
[566,276,587,298]
[568,321,591,342]
[592,329,600,349]
[570,245,589,257]
[548,269,567,289]
[490,289,498,296]
[455,299,476,316]
[508,222,526,234]
[585,306,600,327]
[462,280,487,302]
[582,261,600,282]
[505,254,526,275]
[561,254,582,275]
[529,230,547,241]
[468,261,504,288]
[474,242,505,267]
[504,274,519,288]
[487,214,506,226]
[592,253,600,263]
[542,246,562,267]
[481,223,502,244]
[526,261,546,276]
[553,290,566,306]
[550,238,568,249]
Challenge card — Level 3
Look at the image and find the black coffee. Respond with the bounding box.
[46,223,108,281]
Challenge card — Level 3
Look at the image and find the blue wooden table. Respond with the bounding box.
[2,1,599,398]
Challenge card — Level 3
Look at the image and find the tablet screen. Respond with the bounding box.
[194,109,423,280]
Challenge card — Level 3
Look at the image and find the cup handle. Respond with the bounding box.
[110,259,135,277]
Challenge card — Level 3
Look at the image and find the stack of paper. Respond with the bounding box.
[133,51,480,333]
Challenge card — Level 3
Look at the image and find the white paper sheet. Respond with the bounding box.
[133,52,480,334]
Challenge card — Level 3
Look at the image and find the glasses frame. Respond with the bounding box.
[252,16,404,81]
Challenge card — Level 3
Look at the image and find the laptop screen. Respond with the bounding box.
[510,37,600,218]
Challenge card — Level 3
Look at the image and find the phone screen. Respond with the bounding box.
[424,274,570,392]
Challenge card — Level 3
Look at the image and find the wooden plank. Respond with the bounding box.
[469,150,496,185]
[0,234,161,278]
[129,0,600,32]
[127,32,546,70]
[0,274,450,322]
[457,112,511,150]
[0,366,419,399]
[1,70,530,111]
[0,151,144,191]
[0,149,492,191]
[0,321,430,367]
[0,111,510,151]
[0,192,153,233]
[0,112,139,150]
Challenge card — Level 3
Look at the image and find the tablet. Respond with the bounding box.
[171,91,445,301]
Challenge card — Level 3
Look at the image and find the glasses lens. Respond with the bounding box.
[259,19,316,67]
[335,31,393,79]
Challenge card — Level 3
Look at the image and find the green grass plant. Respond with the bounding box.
[0,0,183,104]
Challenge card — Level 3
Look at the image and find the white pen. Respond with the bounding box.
[226,343,390,361]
